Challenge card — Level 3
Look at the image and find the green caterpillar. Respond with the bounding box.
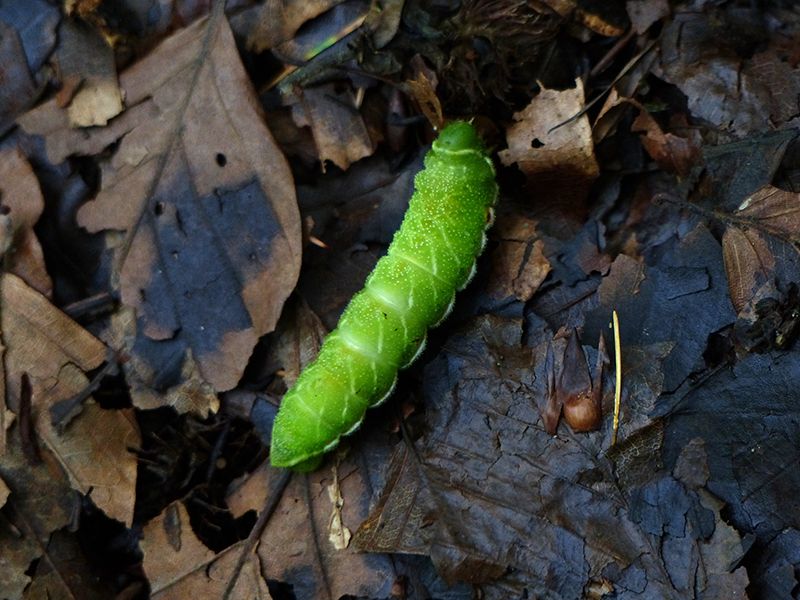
[270,122,498,471]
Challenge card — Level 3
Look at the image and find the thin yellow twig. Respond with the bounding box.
[611,309,622,446]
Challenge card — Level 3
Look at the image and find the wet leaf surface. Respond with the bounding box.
[356,315,749,598]
[20,12,302,398]
[583,225,736,392]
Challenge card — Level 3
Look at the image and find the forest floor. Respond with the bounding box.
[1,1,799,599]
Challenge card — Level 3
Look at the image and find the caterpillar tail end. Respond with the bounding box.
[269,436,325,472]
[288,454,323,472]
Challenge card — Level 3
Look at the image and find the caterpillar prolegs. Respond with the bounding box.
[270,122,498,471]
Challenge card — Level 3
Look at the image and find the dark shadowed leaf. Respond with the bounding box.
[656,12,800,137]
[0,0,59,134]
[584,225,736,392]
[0,20,36,136]
[658,350,800,596]
[232,0,347,53]
[0,427,77,600]
[25,529,115,600]
[702,131,796,212]
[355,315,749,598]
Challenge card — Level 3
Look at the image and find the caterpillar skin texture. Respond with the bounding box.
[270,122,498,471]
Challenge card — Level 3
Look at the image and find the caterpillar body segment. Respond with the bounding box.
[270,122,498,470]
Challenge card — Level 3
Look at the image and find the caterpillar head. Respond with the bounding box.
[434,121,486,154]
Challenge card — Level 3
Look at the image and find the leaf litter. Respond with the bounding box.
[2,0,800,598]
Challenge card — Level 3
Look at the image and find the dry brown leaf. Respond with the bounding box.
[0,426,77,600]
[499,78,599,203]
[719,185,800,316]
[0,148,52,296]
[2,273,139,525]
[141,502,272,600]
[402,56,443,131]
[721,227,775,316]
[20,13,302,396]
[488,215,551,301]
[631,109,701,177]
[733,185,800,240]
[290,83,375,171]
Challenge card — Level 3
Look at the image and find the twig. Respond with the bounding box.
[611,310,622,445]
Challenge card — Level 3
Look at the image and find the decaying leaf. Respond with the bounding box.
[264,296,328,390]
[0,148,52,296]
[656,12,800,136]
[488,214,551,302]
[727,185,800,243]
[659,351,800,589]
[110,305,219,416]
[355,315,749,597]
[141,502,272,600]
[289,83,375,171]
[402,56,443,131]
[583,225,736,392]
[499,78,599,204]
[631,109,701,177]
[722,226,775,316]
[56,18,123,127]
[0,475,8,507]
[720,185,800,316]
[1,273,139,525]
[225,460,397,599]
[625,0,669,34]
[20,12,302,397]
